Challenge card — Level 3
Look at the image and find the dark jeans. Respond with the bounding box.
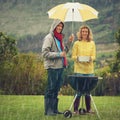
[45,68,64,99]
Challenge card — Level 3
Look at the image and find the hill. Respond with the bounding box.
[0,0,120,53]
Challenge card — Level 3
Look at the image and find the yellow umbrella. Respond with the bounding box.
[47,2,99,22]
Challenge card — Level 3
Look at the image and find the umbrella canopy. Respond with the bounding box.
[47,2,99,22]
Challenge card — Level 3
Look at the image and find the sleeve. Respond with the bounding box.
[71,42,78,61]
[91,41,96,61]
[42,35,61,59]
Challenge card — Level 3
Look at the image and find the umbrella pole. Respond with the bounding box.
[72,8,74,34]
[72,21,74,34]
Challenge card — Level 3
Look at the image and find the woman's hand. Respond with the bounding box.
[89,57,92,62]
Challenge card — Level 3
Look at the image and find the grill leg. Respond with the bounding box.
[69,94,77,110]
[90,94,101,119]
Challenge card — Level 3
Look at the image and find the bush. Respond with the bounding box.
[0,53,47,95]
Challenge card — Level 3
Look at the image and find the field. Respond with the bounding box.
[0,95,120,120]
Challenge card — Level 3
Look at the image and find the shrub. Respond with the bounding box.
[0,53,47,95]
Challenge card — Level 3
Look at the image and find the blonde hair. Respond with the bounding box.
[76,25,93,42]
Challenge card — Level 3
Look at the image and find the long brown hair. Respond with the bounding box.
[76,25,93,42]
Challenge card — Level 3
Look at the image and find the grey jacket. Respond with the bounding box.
[42,19,72,69]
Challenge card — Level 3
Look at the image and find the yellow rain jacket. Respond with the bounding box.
[72,40,96,74]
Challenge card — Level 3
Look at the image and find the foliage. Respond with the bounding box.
[17,32,46,53]
[110,28,120,72]
[103,72,120,95]
[95,66,120,96]
[0,53,47,95]
[59,85,74,96]
[92,28,120,96]
[0,32,18,61]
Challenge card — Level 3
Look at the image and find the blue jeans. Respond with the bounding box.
[45,68,64,99]
[74,73,94,98]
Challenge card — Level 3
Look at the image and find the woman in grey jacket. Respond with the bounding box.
[42,19,74,116]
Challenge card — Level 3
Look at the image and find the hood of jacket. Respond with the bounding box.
[49,19,64,34]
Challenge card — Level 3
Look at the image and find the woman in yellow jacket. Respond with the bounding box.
[72,25,96,114]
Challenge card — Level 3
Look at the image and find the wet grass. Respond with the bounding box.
[0,95,120,120]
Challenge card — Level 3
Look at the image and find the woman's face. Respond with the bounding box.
[55,23,63,33]
[81,28,89,40]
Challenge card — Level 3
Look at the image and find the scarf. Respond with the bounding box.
[53,29,67,67]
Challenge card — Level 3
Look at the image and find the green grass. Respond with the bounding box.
[0,95,120,120]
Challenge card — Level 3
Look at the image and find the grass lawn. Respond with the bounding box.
[0,95,120,120]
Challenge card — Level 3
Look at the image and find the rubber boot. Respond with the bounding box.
[73,97,80,112]
[54,98,63,114]
[44,98,56,116]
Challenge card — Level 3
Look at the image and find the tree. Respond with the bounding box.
[111,28,120,72]
[0,32,18,61]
